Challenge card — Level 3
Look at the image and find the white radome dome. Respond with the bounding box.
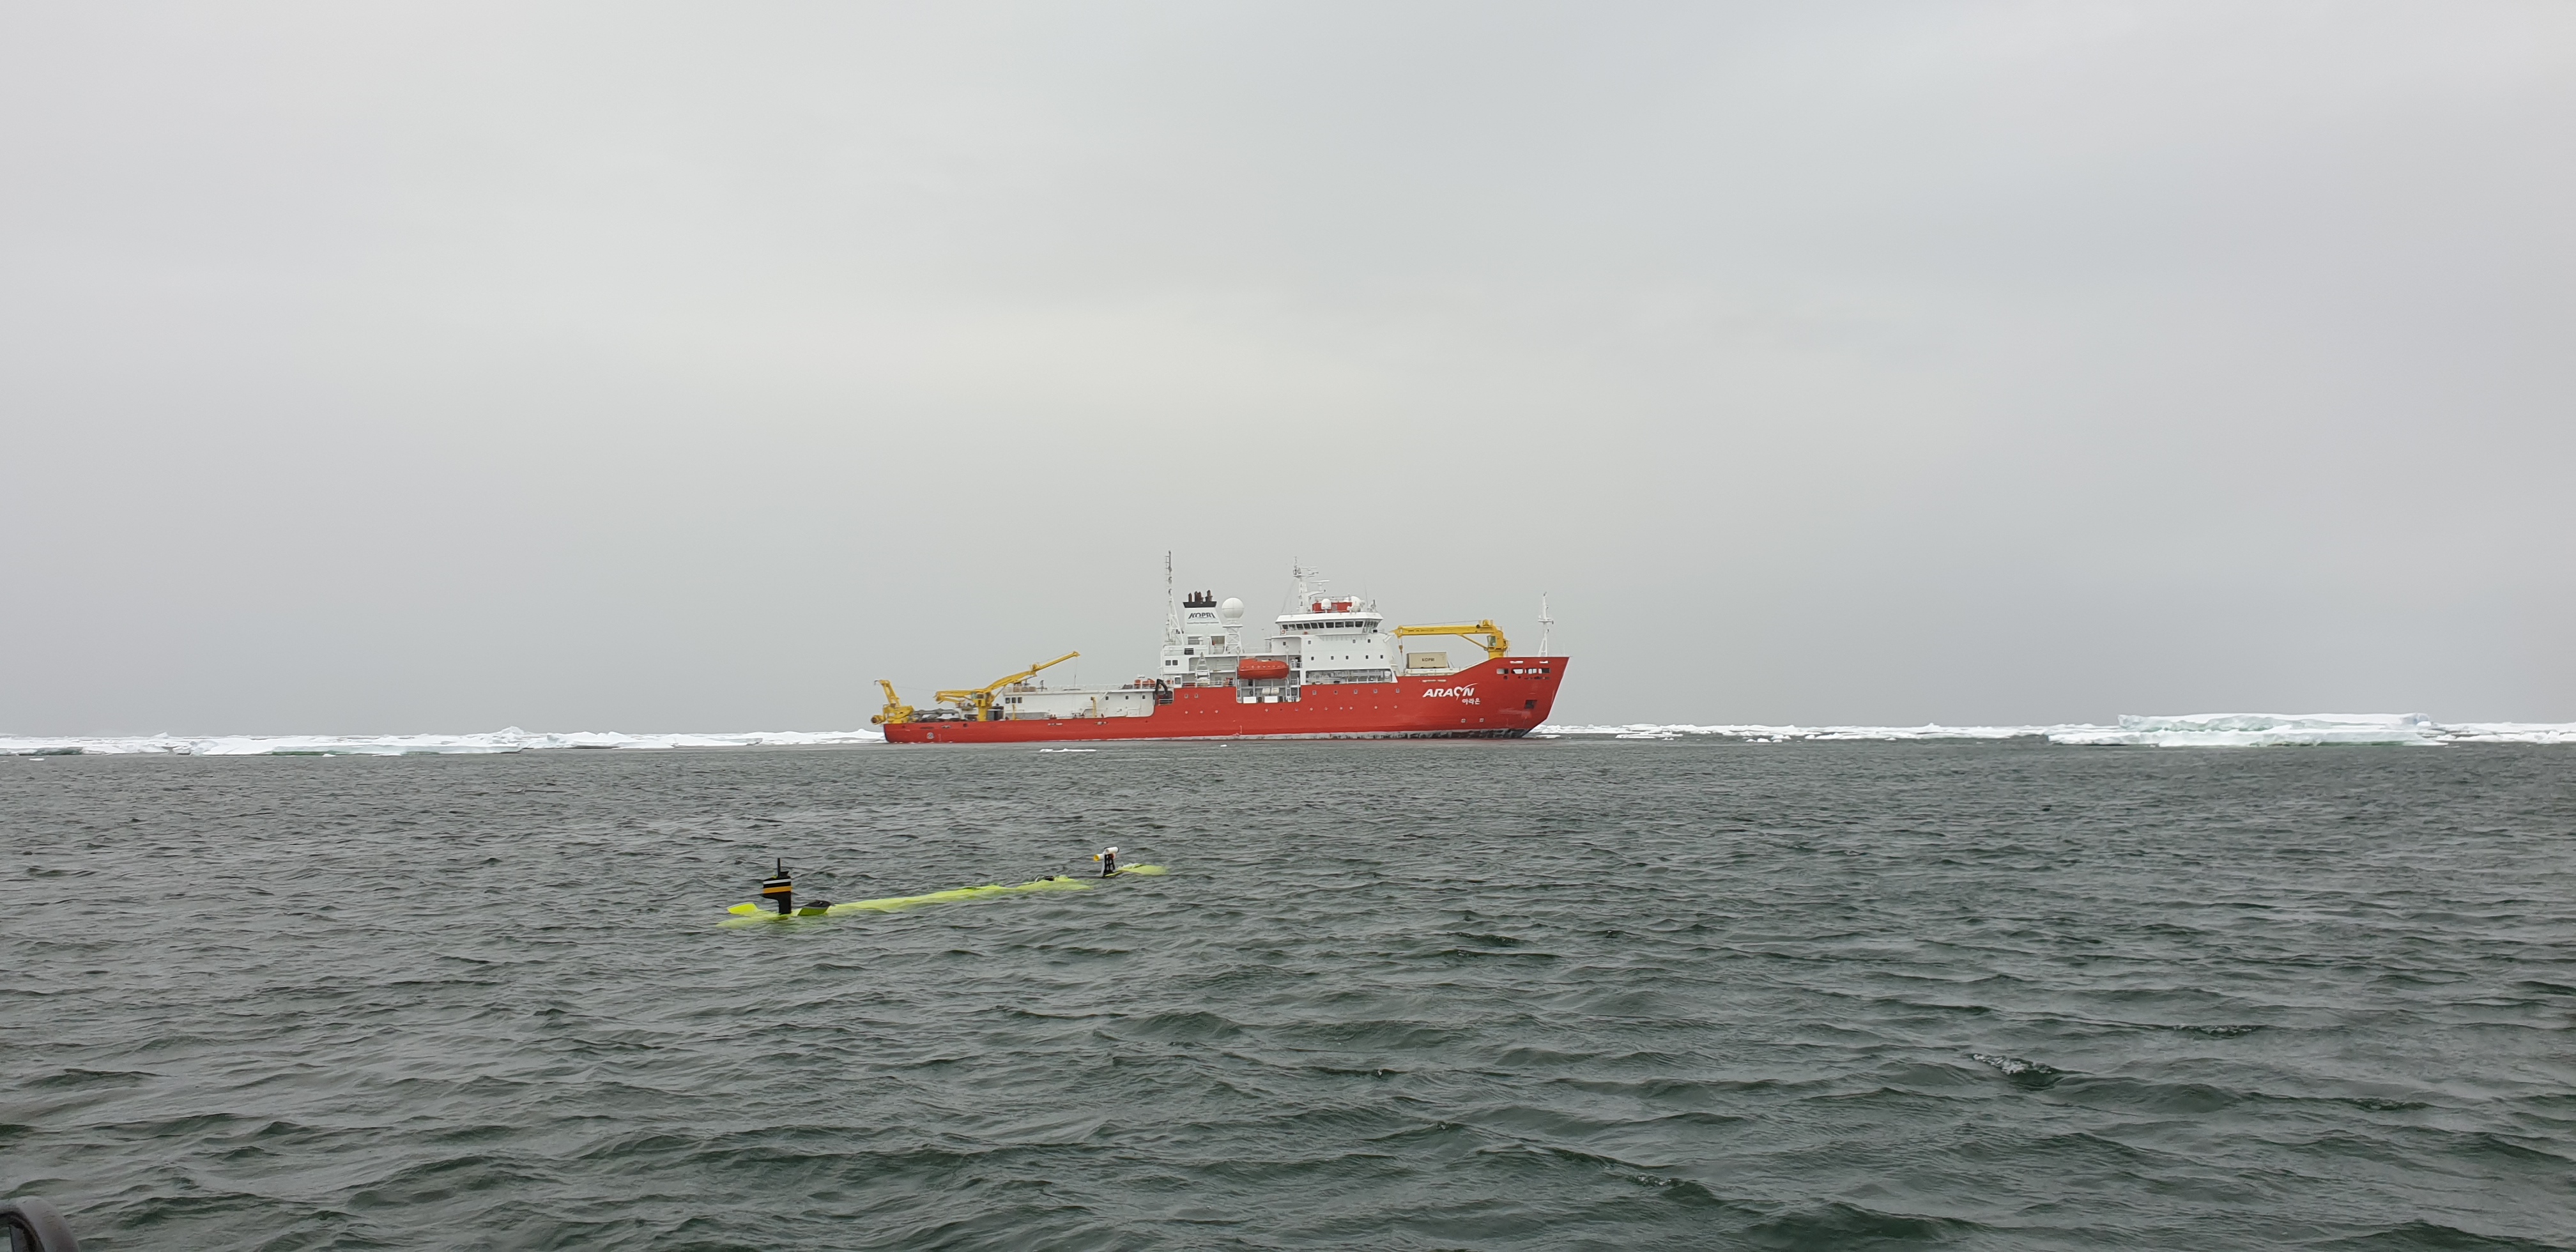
[1218,597,1245,620]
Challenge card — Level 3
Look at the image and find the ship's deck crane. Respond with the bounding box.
[937,651,1081,721]
[1393,620,1511,662]
[870,680,916,726]
[873,652,1080,725]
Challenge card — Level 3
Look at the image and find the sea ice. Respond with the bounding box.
[0,727,886,756]
[2046,713,2444,747]
[1534,714,2575,747]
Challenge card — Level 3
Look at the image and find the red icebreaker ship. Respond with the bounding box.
[872,566,1567,744]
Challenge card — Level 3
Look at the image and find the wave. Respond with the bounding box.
[1535,713,2576,747]
[0,727,885,756]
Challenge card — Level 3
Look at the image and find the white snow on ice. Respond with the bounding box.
[0,728,885,756]
[1533,713,2576,747]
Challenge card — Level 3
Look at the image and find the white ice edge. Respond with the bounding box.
[1531,712,2576,747]
[0,727,887,756]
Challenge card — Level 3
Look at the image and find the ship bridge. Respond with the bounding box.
[1266,572,1397,686]
[1155,567,1405,692]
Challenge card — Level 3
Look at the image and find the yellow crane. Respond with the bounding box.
[1393,620,1511,661]
[873,652,1080,724]
[935,651,1081,721]
[870,680,916,726]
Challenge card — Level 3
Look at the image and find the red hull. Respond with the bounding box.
[880,657,1568,744]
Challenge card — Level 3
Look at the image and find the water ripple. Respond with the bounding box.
[4,741,2573,1249]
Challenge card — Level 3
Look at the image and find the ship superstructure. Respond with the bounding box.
[872,563,1566,744]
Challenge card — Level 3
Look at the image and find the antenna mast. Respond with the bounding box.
[1165,551,1177,642]
[1538,593,1554,657]
[1291,559,1323,609]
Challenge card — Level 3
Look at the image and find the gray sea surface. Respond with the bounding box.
[4,740,2572,1250]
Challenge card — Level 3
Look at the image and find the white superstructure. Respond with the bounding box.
[989,686,1158,720]
[1268,565,1397,684]
[1158,564,1407,691]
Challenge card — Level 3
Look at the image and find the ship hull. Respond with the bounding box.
[880,657,1568,745]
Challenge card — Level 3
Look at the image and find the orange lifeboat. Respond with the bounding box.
[1236,657,1291,681]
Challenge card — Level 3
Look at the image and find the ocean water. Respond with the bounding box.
[4,740,2572,1250]
[9,712,2575,757]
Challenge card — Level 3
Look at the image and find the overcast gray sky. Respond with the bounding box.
[3,2,2570,733]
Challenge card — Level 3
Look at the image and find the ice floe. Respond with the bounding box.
[2049,713,2446,747]
[1536,713,2576,747]
[1540,722,2061,743]
[0,727,885,756]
